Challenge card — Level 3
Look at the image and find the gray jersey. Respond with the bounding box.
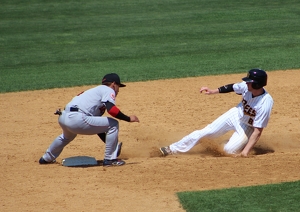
[43,85,120,162]
[66,85,116,116]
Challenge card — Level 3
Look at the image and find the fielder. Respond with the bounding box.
[160,69,273,157]
[39,73,139,166]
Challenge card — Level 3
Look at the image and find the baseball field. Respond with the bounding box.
[1,1,300,211]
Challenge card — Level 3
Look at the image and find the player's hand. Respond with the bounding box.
[234,152,248,158]
[200,87,218,94]
[200,87,209,93]
[129,115,140,122]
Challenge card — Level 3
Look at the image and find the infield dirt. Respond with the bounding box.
[1,70,299,212]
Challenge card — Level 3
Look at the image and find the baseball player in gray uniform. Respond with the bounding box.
[39,73,139,166]
[160,69,273,157]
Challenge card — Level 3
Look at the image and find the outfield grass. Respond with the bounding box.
[178,181,300,212]
[1,0,300,92]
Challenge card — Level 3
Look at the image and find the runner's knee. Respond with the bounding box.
[223,144,237,154]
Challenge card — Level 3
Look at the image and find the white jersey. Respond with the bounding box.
[66,85,116,116]
[233,81,273,128]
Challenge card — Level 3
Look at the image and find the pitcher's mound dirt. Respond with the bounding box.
[1,70,299,212]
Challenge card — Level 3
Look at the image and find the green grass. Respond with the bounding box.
[178,181,300,212]
[1,0,300,92]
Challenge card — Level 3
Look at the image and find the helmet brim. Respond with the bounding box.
[242,77,255,83]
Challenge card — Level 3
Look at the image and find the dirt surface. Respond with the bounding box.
[1,70,300,212]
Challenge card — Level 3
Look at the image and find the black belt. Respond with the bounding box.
[67,107,91,116]
[70,107,79,112]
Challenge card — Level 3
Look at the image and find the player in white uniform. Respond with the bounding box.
[39,73,139,166]
[160,69,273,157]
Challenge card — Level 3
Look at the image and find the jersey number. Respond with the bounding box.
[248,118,253,125]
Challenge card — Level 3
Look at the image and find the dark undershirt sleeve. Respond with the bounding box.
[105,101,131,122]
[218,83,234,93]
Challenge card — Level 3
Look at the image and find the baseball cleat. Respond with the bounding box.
[159,146,172,157]
[103,159,126,167]
[39,157,56,164]
[117,142,123,157]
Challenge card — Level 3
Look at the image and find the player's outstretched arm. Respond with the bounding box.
[200,83,235,95]
[106,101,139,123]
[129,115,139,122]
[200,87,219,94]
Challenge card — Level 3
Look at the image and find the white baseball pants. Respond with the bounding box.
[170,107,254,154]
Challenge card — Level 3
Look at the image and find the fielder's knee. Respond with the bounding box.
[108,117,119,127]
[60,135,76,145]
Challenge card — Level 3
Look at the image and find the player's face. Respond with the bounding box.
[246,82,254,91]
[113,83,120,96]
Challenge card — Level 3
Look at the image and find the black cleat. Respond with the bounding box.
[159,146,172,157]
[103,159,125,167]
[39,157,56,164]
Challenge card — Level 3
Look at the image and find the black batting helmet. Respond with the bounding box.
[242,69,267,89]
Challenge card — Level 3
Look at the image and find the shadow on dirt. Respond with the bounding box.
[252,146,275,155]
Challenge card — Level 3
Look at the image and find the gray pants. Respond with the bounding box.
[43,109,119,161]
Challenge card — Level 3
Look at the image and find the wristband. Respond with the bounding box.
[218,84,234,93]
